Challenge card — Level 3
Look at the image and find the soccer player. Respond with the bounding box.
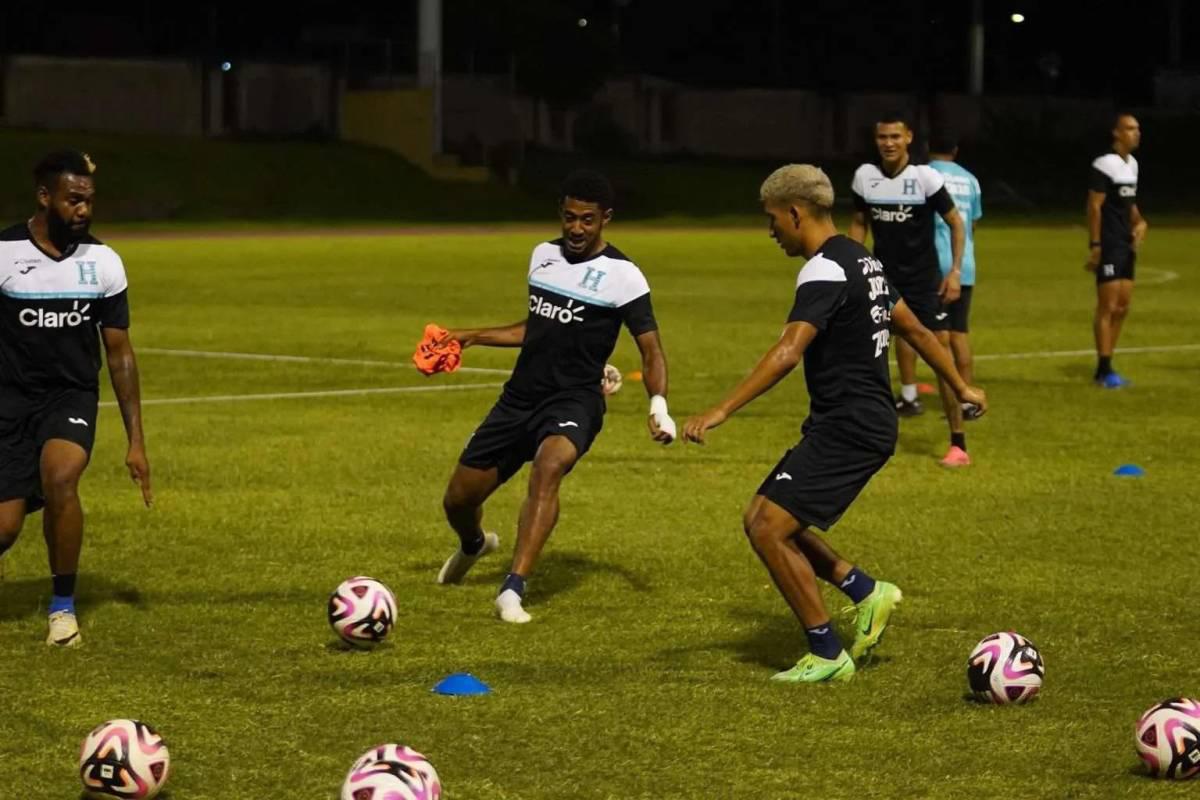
[924,132,983,411]
[1088,113,1146,388]
[683,164,986,683]
[432,170,675,624]
[848,113,971,467]
[0,151,152,647]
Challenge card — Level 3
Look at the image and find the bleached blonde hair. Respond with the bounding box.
[759,164,834,216]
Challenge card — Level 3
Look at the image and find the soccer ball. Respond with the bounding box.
[341,758,432,800]
[966,631,1044,705]
[79,719,170,799]
[328,576,397,649]
[351,744,441,799]
[1135,697,1200,779]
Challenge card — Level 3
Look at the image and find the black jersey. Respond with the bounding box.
[786,235,897,453]
[1089,152,1139,248]
[505,239,657,401]
[0,223,130,393]
[851,162,955,288]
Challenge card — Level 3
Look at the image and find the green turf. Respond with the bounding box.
[1,223,1197,799]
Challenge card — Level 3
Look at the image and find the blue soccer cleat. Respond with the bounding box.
[1096,372,1130,389]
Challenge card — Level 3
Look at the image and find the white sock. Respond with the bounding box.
[900,384,918,403]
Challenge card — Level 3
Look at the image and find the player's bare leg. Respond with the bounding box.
[1109,278,1134,356]
[0,498,26,583]
[894,338,923,416]
[742,497,854,682]
[949,333,974,384]
[437,464,503,584]
[40,439,88,647]
[933,331,969,467]
[1094,280,1123,383]
[496,435,579,623]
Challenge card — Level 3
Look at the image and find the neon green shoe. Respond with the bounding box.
[848,581,903,661]
[770,650,855,683]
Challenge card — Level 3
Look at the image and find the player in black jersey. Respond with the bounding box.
[1087,113,1147,388]
[684,165,986,683]
[0,151,151,647]
[432,171,675,624]
[849,113,972,467]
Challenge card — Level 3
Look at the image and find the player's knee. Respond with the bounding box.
[442,482,477,516]
[41,467,81,502]
[743,516,780,553]
[1113,303,1131,321]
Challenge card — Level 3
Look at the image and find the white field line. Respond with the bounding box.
[138,347,512,376]
[1139,267,1179,285]
[99,382,504,408]
[974,343,1200,362]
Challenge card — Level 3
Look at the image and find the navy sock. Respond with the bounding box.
[951,432,966,451]
[500,572,526,598]
[805,622,843,660]
[1097,356,1113,377]
[460,533,485,556]
[52,572,76,598]
[838,566,876,605]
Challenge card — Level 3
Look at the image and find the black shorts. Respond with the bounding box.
[0,387,98,511]
[1097,247,1136,284]
[946,285,973,333]
[756,432,891,531]
[460,390,605,484]
[893,280,949,332]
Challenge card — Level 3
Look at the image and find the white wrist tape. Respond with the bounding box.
[649,395,677,440]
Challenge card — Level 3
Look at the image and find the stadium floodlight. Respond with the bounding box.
[1010,12,1025,23]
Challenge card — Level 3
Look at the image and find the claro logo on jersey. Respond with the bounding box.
[1118,186,1137,198]
[872,205,913,223]
[19,301,91,328]
[529,294,585,324]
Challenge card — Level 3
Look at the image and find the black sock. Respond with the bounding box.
[500,572,526,598]
[951,432,966,451]
[1097,356,1113,377]
[460,533,485,556]
[52,572,76,597]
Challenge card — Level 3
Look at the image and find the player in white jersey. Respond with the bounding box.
[0,151,152,647]
[1087,114,1147,388]
[431,171,675,624]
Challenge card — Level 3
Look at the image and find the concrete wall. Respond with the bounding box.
[2,55,204,136]
[235,62,335,136]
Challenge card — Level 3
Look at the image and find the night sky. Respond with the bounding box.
[1,1,1193,103]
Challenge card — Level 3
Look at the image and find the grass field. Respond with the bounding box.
[1,222,1198,799]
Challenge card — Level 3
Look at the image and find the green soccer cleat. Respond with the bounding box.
[849,581,903,661]
[770,650,855,683]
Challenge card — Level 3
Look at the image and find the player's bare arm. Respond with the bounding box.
[1086,189,1106,271]
[891,300,987,414]
[444,321,527,348]
[939,206,965,304]
[847,210,869,244]
[683,322,818,444]
[102,326,152,506]
[634,330,673,444]
[1131,203,1148,249]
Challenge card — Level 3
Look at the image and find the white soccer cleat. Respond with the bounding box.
[436,532,500,585]
[495,589,532,624]
[46,610,81,647]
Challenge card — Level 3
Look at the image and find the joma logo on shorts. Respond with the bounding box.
[529,294,585,324]
[872,205,914,223]
[19,301,91,328]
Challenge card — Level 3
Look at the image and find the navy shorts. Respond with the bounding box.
[460,390,605,483]
[1097,247,1136,284]
[0,387,98,512]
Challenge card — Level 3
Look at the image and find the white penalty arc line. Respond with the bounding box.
[100,382,504,408]
[138,347,513,376]
[1139,267,1179,285]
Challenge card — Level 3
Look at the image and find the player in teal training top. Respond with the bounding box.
[929,132,982,412]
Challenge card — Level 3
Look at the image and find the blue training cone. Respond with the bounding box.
[433,673,491,696]
[1113,464,1145,477]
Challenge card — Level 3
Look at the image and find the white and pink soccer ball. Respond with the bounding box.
[328,576,398,649]
[966,631,1044,705]
[342,744,441,800]
[1136,697,1200,780]
[78,719,170,799]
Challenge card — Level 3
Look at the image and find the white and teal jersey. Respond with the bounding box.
[930,160,982,286]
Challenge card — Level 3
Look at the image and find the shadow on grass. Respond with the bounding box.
[0,575,143,621]
[402,549,651,602]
